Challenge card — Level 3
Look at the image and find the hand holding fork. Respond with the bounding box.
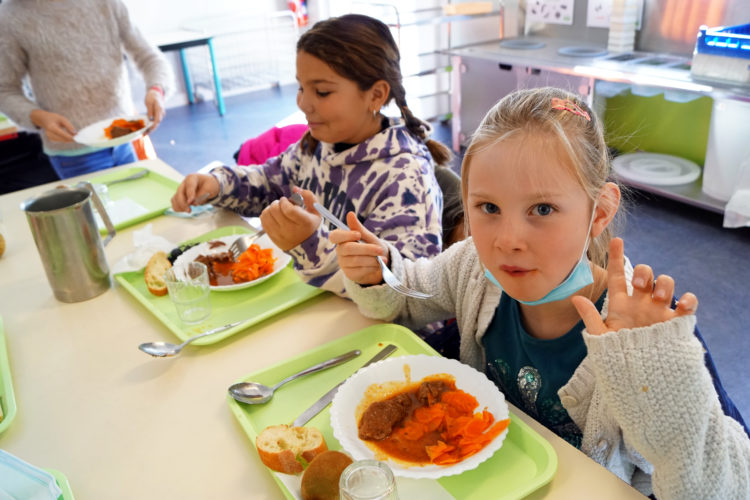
[316,203,432,299]
[229,192,305,258]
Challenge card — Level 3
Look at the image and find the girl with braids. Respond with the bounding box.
[331,87,750,499]
[171,14,450,296]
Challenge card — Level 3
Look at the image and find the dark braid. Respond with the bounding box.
[393,90,452,166]
[296,14,452,165]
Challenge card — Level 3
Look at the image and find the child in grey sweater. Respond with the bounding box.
[0,0,173,178]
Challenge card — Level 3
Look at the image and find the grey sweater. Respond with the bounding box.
[0,0,173,153]
[346,237,750,499]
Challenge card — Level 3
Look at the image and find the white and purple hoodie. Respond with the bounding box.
[209,117,443,296]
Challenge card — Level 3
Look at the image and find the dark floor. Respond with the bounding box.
[151,85,750,422]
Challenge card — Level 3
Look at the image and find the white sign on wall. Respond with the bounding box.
[526,0,575,26]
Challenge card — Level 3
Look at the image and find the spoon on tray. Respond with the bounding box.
[228,349,361,404]
[139,321,243,357]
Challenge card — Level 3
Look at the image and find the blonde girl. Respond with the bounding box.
[330,87,750,498]
[171,14,451,296]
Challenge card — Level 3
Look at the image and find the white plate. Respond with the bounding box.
[612,152,701,186]
[173,234,291,292]
[73,114,151,148]
[330,355,509,479]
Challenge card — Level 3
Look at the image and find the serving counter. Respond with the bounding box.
[0,159,645,499]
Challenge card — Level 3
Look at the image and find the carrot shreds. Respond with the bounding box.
[393,387,508,466]
[231,244,276,283]
[104,118,145,139]
[441,390,479,414]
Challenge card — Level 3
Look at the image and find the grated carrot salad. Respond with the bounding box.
[391,388,510,466]
[231,244,276,283]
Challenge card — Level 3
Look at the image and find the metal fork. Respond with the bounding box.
[313,202,433,299]
[228,193,305,259]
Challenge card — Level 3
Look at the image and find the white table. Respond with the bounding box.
[0,159,645,499]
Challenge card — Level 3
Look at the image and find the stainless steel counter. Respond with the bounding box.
[447,36,750,101]
[445,36,750,214]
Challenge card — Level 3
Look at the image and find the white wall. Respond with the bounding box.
[123,0,292,110]
[123,0,286,35]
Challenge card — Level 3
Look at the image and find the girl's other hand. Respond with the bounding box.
[171,173,219,212]
[572,237,698,335]
[329,212,387,285]
[261,188,320,251]
[30,109,76,142]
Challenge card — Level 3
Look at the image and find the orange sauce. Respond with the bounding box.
[361,376,457,465]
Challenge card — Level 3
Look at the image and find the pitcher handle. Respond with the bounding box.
[78,181,116,246]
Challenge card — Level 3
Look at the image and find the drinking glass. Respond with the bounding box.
[164,262,211,324]
[339,460,398,500]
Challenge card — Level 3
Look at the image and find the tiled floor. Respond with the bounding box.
[151,85,750,422]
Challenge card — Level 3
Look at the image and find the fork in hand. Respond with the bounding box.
[313,202,433,299]
[228,193,305,259]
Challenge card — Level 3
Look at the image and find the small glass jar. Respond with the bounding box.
[339,459,398,500]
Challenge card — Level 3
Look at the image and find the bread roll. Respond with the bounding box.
[144,251,171,296]
[256,424,327,475]
[301,450,353,500]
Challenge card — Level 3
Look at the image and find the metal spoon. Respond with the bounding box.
[228,349,361,404]
[104,168,149,186]
[139,321,243,357]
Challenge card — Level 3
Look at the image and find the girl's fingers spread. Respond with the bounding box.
[652,274,674,303]
[571,295,608,335]
[675,292,699,315]
[631,264,654,294]
[607,238,628,295]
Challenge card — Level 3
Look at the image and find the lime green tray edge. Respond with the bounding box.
[227,323,558,500]
[114,226,324,344]
[46,468,76,500]
[0,315,18,434]
[87,166,179,233]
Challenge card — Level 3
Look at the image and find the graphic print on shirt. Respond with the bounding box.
[487,359,583,448]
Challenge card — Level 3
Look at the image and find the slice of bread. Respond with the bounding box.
[144,251,172,296]
[256,424,328,475]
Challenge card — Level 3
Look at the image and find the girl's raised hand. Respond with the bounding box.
[329,212,388,285]
[260,188,320,251]
[170,173,219,212]
[572,237,698,336]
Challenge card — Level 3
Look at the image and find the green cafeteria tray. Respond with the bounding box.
[114,226,324,345]
[228,324,557,500]
[46,469,75,500]
[0,315,17,434]
[86,166,179,233]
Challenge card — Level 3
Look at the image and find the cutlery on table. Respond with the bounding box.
[313,203,433,299]
[228,349,362,405]
[292,343,397,427]
[102,168,149,186]
[228,192,305,259]
[138,321,244,357]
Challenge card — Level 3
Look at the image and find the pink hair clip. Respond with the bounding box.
[550,98,591,121]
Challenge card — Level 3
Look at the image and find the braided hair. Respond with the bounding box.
[296,14,452,165]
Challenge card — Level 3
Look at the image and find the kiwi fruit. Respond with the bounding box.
[300,450,353,500]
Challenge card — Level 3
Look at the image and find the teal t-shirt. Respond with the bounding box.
[482,292,606,449]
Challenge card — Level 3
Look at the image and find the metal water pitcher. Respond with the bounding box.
[21,182,116,302]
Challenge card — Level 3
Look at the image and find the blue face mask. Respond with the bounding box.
[484,206,596,306]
